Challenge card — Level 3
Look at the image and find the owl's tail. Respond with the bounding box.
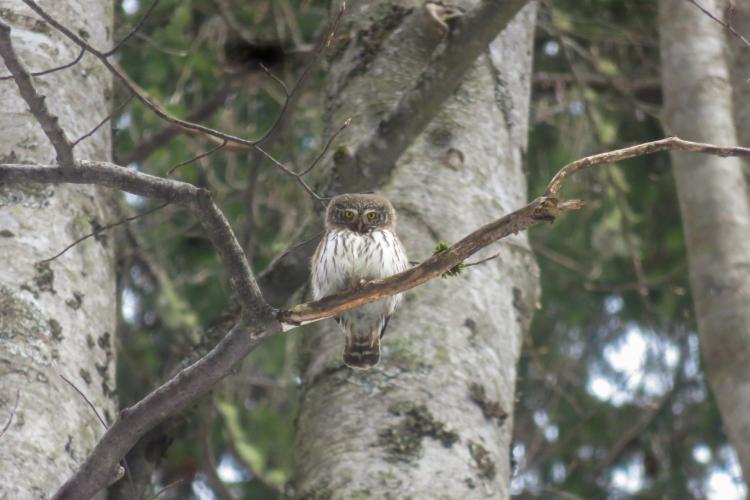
[343,335,380,369]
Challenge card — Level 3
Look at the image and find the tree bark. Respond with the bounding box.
[660,0,750,482]
[295,1,538,498]
[0,1,116,497]
[728,1,750,148]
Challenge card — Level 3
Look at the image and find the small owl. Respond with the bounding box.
[311,193,409,369]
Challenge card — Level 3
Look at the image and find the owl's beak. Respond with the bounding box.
[356,219,365,233]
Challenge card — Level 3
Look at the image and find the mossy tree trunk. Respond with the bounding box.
[294,1,538,498]
[0,1,116,497]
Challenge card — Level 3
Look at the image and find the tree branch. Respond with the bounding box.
[0,20,75,170]
[0,134,747,499]
[341,0,531,191]
[118,85,233,165]
[0,161,266,313]
[259,0,533,297]
[0,47,84,81]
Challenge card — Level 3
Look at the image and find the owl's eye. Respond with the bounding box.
[366,212,377,221]
[343,210,355,220]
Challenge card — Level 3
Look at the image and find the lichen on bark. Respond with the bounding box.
[295,1,539,499]
[0,0,117,497]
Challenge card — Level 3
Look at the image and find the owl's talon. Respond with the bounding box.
[351,278,368,290]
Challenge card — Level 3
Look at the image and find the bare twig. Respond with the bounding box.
[145,479,184,500]
[257,231,324,280]
[18,0,268,148]
[119,85,233,165]
[532,72,661,94]
[0,389,20,440]
[254,145,327,204]
[106,0,160,57]
[20,0,339,202]
[0,47,84,81]
[167,140,228,176]
[73,94,135,148]
[59,374,107,429]
[299,118,351,177]
[0,21,75,170]
[133,32,189,57]
[38,201,171,264]
[687,0,750,49]
[544,136,750,197]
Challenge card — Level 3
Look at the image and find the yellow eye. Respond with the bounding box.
[343,210,355,220]
[366,212,377,221]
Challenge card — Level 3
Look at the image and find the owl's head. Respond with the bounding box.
[324,193,397,233]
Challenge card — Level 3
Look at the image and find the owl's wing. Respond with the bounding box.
[310,232,331,300]
[379,315,391,339]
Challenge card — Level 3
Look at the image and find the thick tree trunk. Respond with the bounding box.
[660,0,750,482]
[729,1,750,148]
[295,2,538,498]
[0,1,116,497]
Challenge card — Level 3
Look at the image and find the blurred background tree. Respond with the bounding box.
[110,0,746,498]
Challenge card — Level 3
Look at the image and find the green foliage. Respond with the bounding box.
[114,0,327,497]
[515,1,732,498]
[113,0,736,497]
[432,241,464,277]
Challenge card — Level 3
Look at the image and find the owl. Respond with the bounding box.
[311,193,409,369]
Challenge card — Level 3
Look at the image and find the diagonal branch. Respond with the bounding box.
[0,161,266,313]
[0,47,84,81]
[118,84,233,165]
[0,136,748,499]
[20,0,339,203]
[343,0,531,191]
[18,0,277,148]
[105,0,160,57]
[258,0,533,297]
[0,21,75,170]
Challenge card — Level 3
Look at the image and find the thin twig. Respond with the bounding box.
[120,85,233,165]
[252,1,347,150]
[18,0,265,148]
[58,376,136,492]
[133,32,189,57]
[38,201,171,264]
[255,145,327,205]
[257,231,324,279]
[145,479,184,500]
[299,118,351,176]
[20,0,337,202]
[167,141,227,176]
[105,0,160,57]
[59,374,107,429]
[544,136,750,197]
[0,389,20,440]
[687,0,750,49]
[0,47,85,81]
[72,93,135,148]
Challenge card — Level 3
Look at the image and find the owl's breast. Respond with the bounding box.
[347,230,405,279]
[311,228,408,299]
